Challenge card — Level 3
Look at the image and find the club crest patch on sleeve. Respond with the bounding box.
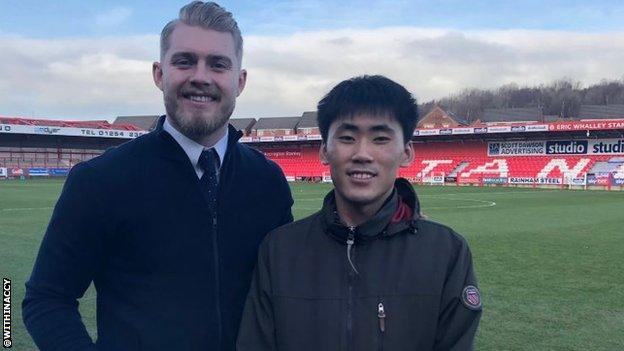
[461,285,482,310]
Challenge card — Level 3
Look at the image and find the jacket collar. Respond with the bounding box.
[322,178,420,245]
[153,115,244,164]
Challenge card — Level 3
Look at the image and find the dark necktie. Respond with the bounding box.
[198,148,220,209]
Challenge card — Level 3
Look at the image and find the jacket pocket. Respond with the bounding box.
[360,294,439,350]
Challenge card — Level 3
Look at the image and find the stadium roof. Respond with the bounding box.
[480,107,542,123]
[229,118,256,132]
[543,115,564,123]
[577,104,624,120]
[298,111,318,128]
[445,111,469,126]
[113,115,160,131]
[253,117,301,130]
[418,106,469,128]
[0,116,141,130]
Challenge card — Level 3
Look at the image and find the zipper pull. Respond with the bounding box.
[347,226,356,245]
[346,226,359,275]
[378,302,386,332]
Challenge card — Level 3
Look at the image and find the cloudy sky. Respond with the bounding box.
[1,0,623,121]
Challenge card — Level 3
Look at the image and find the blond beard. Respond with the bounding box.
[164,96,234,143]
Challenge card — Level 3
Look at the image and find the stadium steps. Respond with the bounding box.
[449,161,470,177]
[589,161,613,174]
[613,163,624,178]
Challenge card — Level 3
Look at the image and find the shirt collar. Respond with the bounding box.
[163,117,228,177]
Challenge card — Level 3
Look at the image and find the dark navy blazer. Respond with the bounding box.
[23,117,293,350]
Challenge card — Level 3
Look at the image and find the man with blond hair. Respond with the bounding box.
[23,2,293,350]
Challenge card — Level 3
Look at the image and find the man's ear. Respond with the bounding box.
[319,142,329,165]
[400,142,414,167]
[152,62,164,91]
[236,69,247,97]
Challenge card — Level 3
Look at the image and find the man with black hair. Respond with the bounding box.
[238,75,482,350]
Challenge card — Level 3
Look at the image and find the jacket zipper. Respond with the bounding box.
[346,226,359,275]
[346,226,357,351]
[212,175,222,350]
[377,302,386,351]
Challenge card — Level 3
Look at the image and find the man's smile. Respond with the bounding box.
[181,90,220,104]
[347,169,377,180]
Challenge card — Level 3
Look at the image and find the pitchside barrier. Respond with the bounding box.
[322,172,332,183]
[409,172,623,191]
[0,167,70,179]
[421,172,445,185]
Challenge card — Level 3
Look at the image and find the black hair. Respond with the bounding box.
[317,75,418,143]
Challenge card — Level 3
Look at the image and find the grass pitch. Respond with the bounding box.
[1,179,623,350]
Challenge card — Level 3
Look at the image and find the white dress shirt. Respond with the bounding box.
[163,117,228,179]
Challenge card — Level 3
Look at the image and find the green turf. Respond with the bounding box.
[1,179,623,350]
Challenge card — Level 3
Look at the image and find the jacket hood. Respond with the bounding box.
[321,178,420,245]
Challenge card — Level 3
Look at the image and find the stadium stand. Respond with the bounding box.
[260,144,327,178]
[259,140,615,185]
[0,146,101,168]
[2,112,623,189]
[0,116,141,177]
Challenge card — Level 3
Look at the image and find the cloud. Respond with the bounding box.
[237,28,624,117]
[0,34,160,119]
[94,7,133,28]
[1,27,624,121]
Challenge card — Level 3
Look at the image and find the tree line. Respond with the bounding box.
[420,77,624,123]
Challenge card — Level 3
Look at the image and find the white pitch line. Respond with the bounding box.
[418,189,560,197]
[0,207,53,212]
[296,189,561,201]
[426,199,497,210]
[296,186,574,200]
[296,188,552,202]
[295,197,497,211]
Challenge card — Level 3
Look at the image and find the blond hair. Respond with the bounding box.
[160,1,243,62]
